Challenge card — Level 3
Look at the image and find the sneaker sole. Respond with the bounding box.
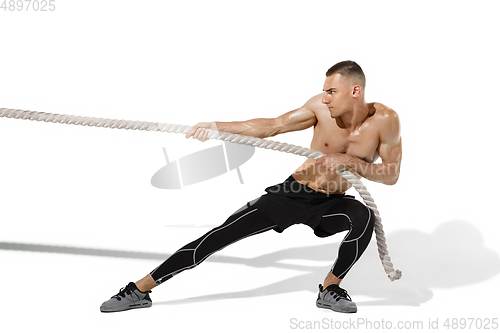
[100,301,152,313]
[316,299,357,313]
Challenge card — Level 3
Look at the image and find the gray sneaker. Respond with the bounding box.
[100,282,152,313]
[316,284,357,313]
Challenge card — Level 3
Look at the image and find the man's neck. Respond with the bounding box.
[337,102,370,131]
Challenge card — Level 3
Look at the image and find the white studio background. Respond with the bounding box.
[1,1,499,332]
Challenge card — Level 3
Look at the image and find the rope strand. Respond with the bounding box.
[0,107,401,280]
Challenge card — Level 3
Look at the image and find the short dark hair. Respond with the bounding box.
[325,61,365,88]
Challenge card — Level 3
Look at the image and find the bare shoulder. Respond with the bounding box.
[373,103,399,125]
[372,103,401,138]
[303,93,328,114]
[373,102,399,119]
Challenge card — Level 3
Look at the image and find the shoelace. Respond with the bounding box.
[328,286,352,302]
[113,286,133,301]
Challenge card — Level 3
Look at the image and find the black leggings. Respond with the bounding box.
[150,196,375,285]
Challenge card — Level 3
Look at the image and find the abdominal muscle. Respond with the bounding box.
[291,159,353,194]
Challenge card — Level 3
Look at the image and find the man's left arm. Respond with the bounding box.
[351,111,402,185]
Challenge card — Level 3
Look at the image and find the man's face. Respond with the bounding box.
[322,74,355,118]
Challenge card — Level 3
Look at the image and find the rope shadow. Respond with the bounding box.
[1,220,498,307]
[155,220,499,307]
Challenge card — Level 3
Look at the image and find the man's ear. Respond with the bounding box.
[352,85,361,97]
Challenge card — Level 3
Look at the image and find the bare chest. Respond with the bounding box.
[311,117,380,163]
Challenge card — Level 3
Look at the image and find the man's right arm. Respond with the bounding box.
[186,94,322,141]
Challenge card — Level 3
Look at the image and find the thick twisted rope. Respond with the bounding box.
[337,169,402,281]
[0,108,324,160]
[0,107,401,280]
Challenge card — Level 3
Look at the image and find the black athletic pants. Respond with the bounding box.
[150,196,375,285]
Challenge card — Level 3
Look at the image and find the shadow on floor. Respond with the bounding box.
[1,220,498,307]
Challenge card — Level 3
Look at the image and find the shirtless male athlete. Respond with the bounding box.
[100,60,402,313]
